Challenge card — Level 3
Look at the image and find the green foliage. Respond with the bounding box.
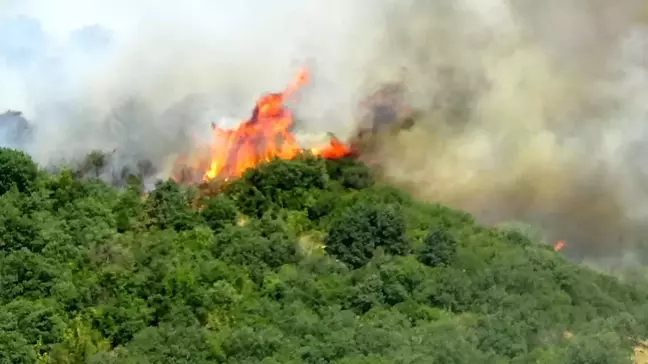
[0,190,41,252]
[213,219,299,283]
[227,154,329,214]
[565,332,631,364]
[324,202,410,268]
[201,194,237,233]
[0,151,646,363]
[418,227,457,267]
[324,157,374,189]
[245,154,329,193]
[144,179,201,231]
[113,187,144,233]
[0,147,39,195]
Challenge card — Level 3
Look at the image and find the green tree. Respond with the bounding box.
[565,332,631,364]
[417,227,457,267]
[325,157,374,189]
[144,180,201,231]
[223,179,270,218]
[113,186,144,233]
[201,194,237,233]
[0,147,39,195]
[0,250,61,303]
[87,324,215,364]
[213,223,299,283]
[232,154,329,212]
[0,190,41,252]
[325,203,410,268]
[244,154,329,194]
[0,330,36,364]
[47,315,110,364]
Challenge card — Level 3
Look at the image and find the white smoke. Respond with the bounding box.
[0,0,382,171]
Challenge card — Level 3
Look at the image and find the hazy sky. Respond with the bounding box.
[0,0,353,111]
[0,0,375,164]
[2,0,136,40]
[0,0,336,42]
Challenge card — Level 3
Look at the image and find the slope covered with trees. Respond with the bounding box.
[1,147,648,363]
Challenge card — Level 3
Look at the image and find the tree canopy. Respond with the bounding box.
[0,147,647,363]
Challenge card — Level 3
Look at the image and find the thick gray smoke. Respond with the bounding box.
[2,0,648,262]
[363,0,648,262]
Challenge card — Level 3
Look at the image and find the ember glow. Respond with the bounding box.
[554,240,565,252]
[188,68,352,182]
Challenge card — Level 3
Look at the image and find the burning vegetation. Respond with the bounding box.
[170,68,418,185]
[171,69,356,184]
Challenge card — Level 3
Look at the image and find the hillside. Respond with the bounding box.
[1,147,648,363]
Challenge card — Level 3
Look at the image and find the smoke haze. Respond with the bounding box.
[367,0,648,260]
[2,0,648,260]
[0,0,381,175]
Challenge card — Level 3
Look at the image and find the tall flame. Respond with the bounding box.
[201,68,351,181]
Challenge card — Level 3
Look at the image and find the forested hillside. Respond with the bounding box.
[1,147,648,363]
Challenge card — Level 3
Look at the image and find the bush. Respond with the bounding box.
[246,154,328,190]
[144,179,201,231]
[565,332,631,364]
[417,227,457,267]
[324,203,410,268]
[0,148,38,195]
[223,179,270,218]
[0,191,41,252]
[213,223,299,282]
[325,157,374,189]
[201,194,237,233]
[224,155,332,215]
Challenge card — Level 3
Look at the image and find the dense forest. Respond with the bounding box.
[2,146,648,363]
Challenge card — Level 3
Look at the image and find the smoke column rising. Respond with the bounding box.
[2,0,648,259]
[365,0,648,259]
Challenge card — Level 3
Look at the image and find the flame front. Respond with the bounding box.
[554,240,565,252]
[201,68,351,181]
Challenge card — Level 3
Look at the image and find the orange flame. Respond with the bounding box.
[554,240,565,252]
[199,68,351,181]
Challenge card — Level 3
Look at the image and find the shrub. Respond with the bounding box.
[144,179,201,231]
[0,148,38,195]
[324,203,409,268]
[325,157,374,189]
[418,227,457,267]
[201,194,237,233]
[243,154,328,194]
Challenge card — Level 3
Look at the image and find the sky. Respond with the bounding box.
[3,0,172,40]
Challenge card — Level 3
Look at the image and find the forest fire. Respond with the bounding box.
[175,68,353,182]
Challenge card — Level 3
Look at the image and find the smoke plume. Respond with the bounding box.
[365,0,648,260]
[2,0,648,261]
